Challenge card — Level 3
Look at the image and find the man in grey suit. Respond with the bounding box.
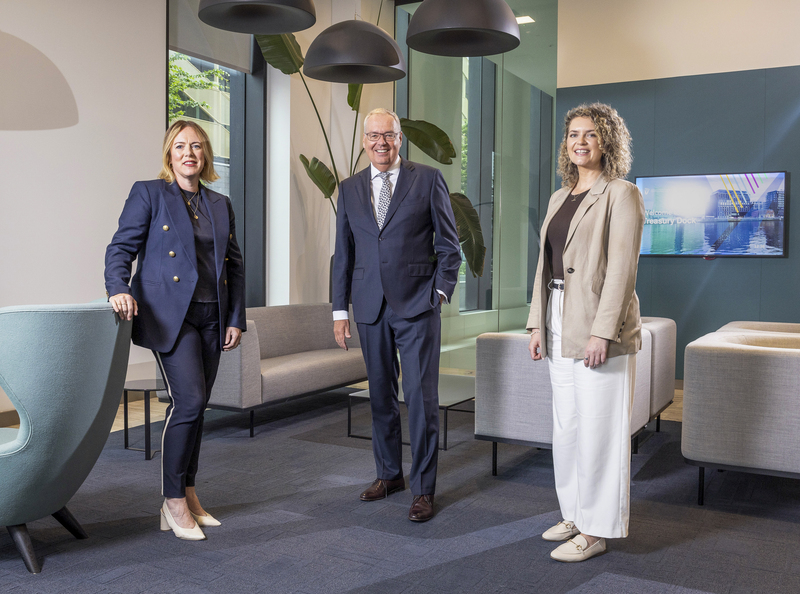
[332,108,461,522]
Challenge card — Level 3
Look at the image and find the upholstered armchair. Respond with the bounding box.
[683,329,800,504]
[0,303,131,573]
[474,318,672,475]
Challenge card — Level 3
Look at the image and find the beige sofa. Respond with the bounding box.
[207,303,367,435]
[682,322,800,504]
[475,317,676,475]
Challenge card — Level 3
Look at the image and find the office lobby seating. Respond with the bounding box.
[0,303,131,573]
[474,318,676,475]
[207,303,368,435]
[640,316,677,430]
[682,327,800,504]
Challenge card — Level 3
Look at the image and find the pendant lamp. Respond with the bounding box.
[198,0,316,35]
[406,0,520,57]
[303,21,406,84]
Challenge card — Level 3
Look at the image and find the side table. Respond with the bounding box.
[122,379,165,460]
[348,374,475,451]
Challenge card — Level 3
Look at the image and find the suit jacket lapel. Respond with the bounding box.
[381,159,416,231]
[163,181,197,270]
[203,187,229,278]
[356,167,374,223]
[565,176,608,249]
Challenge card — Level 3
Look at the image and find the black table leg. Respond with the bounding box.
[492,441,498,476]
[347,396,352,437]
[123,390,129,449]
[144,389,152,460]
[442,408,448,451]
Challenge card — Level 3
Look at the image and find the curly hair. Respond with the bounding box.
[557,103,632,188]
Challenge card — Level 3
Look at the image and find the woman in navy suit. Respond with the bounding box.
[105,120,246,540]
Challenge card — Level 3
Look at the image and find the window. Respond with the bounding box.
[168,51,241,197]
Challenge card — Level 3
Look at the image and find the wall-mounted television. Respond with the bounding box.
[636,171,788,257]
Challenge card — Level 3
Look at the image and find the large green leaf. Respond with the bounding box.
[347,84,363,112]
[400,118,457,165]
[299,154,337,199]
[254,34,304,75]
[449,192,485,277]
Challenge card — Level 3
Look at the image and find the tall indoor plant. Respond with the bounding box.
[255,27,485,278]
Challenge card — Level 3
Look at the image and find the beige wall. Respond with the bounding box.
[268,0,396,304]
[558,0,800,88]
[0,0,167,413]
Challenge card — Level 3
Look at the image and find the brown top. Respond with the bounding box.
[545,189,589,279]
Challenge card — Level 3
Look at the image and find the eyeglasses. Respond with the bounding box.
[365,131,399,142]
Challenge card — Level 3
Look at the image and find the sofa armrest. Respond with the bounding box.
[208,320,262,409]
[475,332,554,444]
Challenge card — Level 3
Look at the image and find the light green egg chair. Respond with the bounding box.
[0,303,131,573]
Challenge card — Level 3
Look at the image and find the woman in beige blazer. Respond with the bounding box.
[528,103,644,562]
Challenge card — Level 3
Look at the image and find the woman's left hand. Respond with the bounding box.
[223,327,242,351]
[584,336,610,368]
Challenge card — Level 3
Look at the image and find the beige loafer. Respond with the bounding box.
[550,535,606,562]
[542,520,580,542]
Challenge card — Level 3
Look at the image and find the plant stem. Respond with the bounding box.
[350,108,360,177]
[298,70,340,187]
[376,0,384,26]
[328,196,337,216]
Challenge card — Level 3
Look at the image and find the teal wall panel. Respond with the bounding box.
[557,66,799,378]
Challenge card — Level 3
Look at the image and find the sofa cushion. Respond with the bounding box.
[248,304,362,360]
[261,348,367,403]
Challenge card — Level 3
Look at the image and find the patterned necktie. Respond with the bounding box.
[376,171,392,230]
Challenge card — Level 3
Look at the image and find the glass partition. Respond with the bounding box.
[396,1,557,371]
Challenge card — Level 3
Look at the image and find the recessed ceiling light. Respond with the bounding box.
[516,16,534,24]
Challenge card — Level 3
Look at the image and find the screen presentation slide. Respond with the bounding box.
[636,172,786,257]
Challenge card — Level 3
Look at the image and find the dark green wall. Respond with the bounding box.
[558,66,800,377]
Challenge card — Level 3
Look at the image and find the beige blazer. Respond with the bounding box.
[526,176,645,359]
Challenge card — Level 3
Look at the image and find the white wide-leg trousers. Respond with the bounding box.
[546,288,635,539]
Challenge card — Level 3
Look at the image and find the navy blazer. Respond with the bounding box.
[104,179,246,352]
[332,159,461,324]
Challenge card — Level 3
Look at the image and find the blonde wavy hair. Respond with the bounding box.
[557,103,632,188]
[158,120,219,184]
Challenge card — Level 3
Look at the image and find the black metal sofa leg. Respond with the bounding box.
[7,524,41,574]
[52,506,88,540]
[698,467,705,506]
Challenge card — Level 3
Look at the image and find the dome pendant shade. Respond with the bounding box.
[303,21,406,84]
[406,0,520,57]
[198,0,316,35]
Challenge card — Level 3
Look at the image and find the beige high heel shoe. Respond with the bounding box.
[160,501,206,540]
[191,511,221,527]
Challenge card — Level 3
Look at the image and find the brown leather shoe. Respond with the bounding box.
[359,478,405,501]
[408,494,435,522]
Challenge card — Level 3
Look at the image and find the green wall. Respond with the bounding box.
[558,66,800,377]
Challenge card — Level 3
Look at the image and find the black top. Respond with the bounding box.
[545,189,589,280]
[183,187,218,303]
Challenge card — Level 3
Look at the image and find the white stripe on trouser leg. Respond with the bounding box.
[545,288,635,539]
[154,352,175,498]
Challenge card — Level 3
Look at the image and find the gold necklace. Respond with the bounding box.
[181,189,200,219]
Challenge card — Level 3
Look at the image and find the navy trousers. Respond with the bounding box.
[357,301,441,496]
[154,301,221,498]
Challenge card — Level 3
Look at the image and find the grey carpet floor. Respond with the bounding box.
[2,390,800,593]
